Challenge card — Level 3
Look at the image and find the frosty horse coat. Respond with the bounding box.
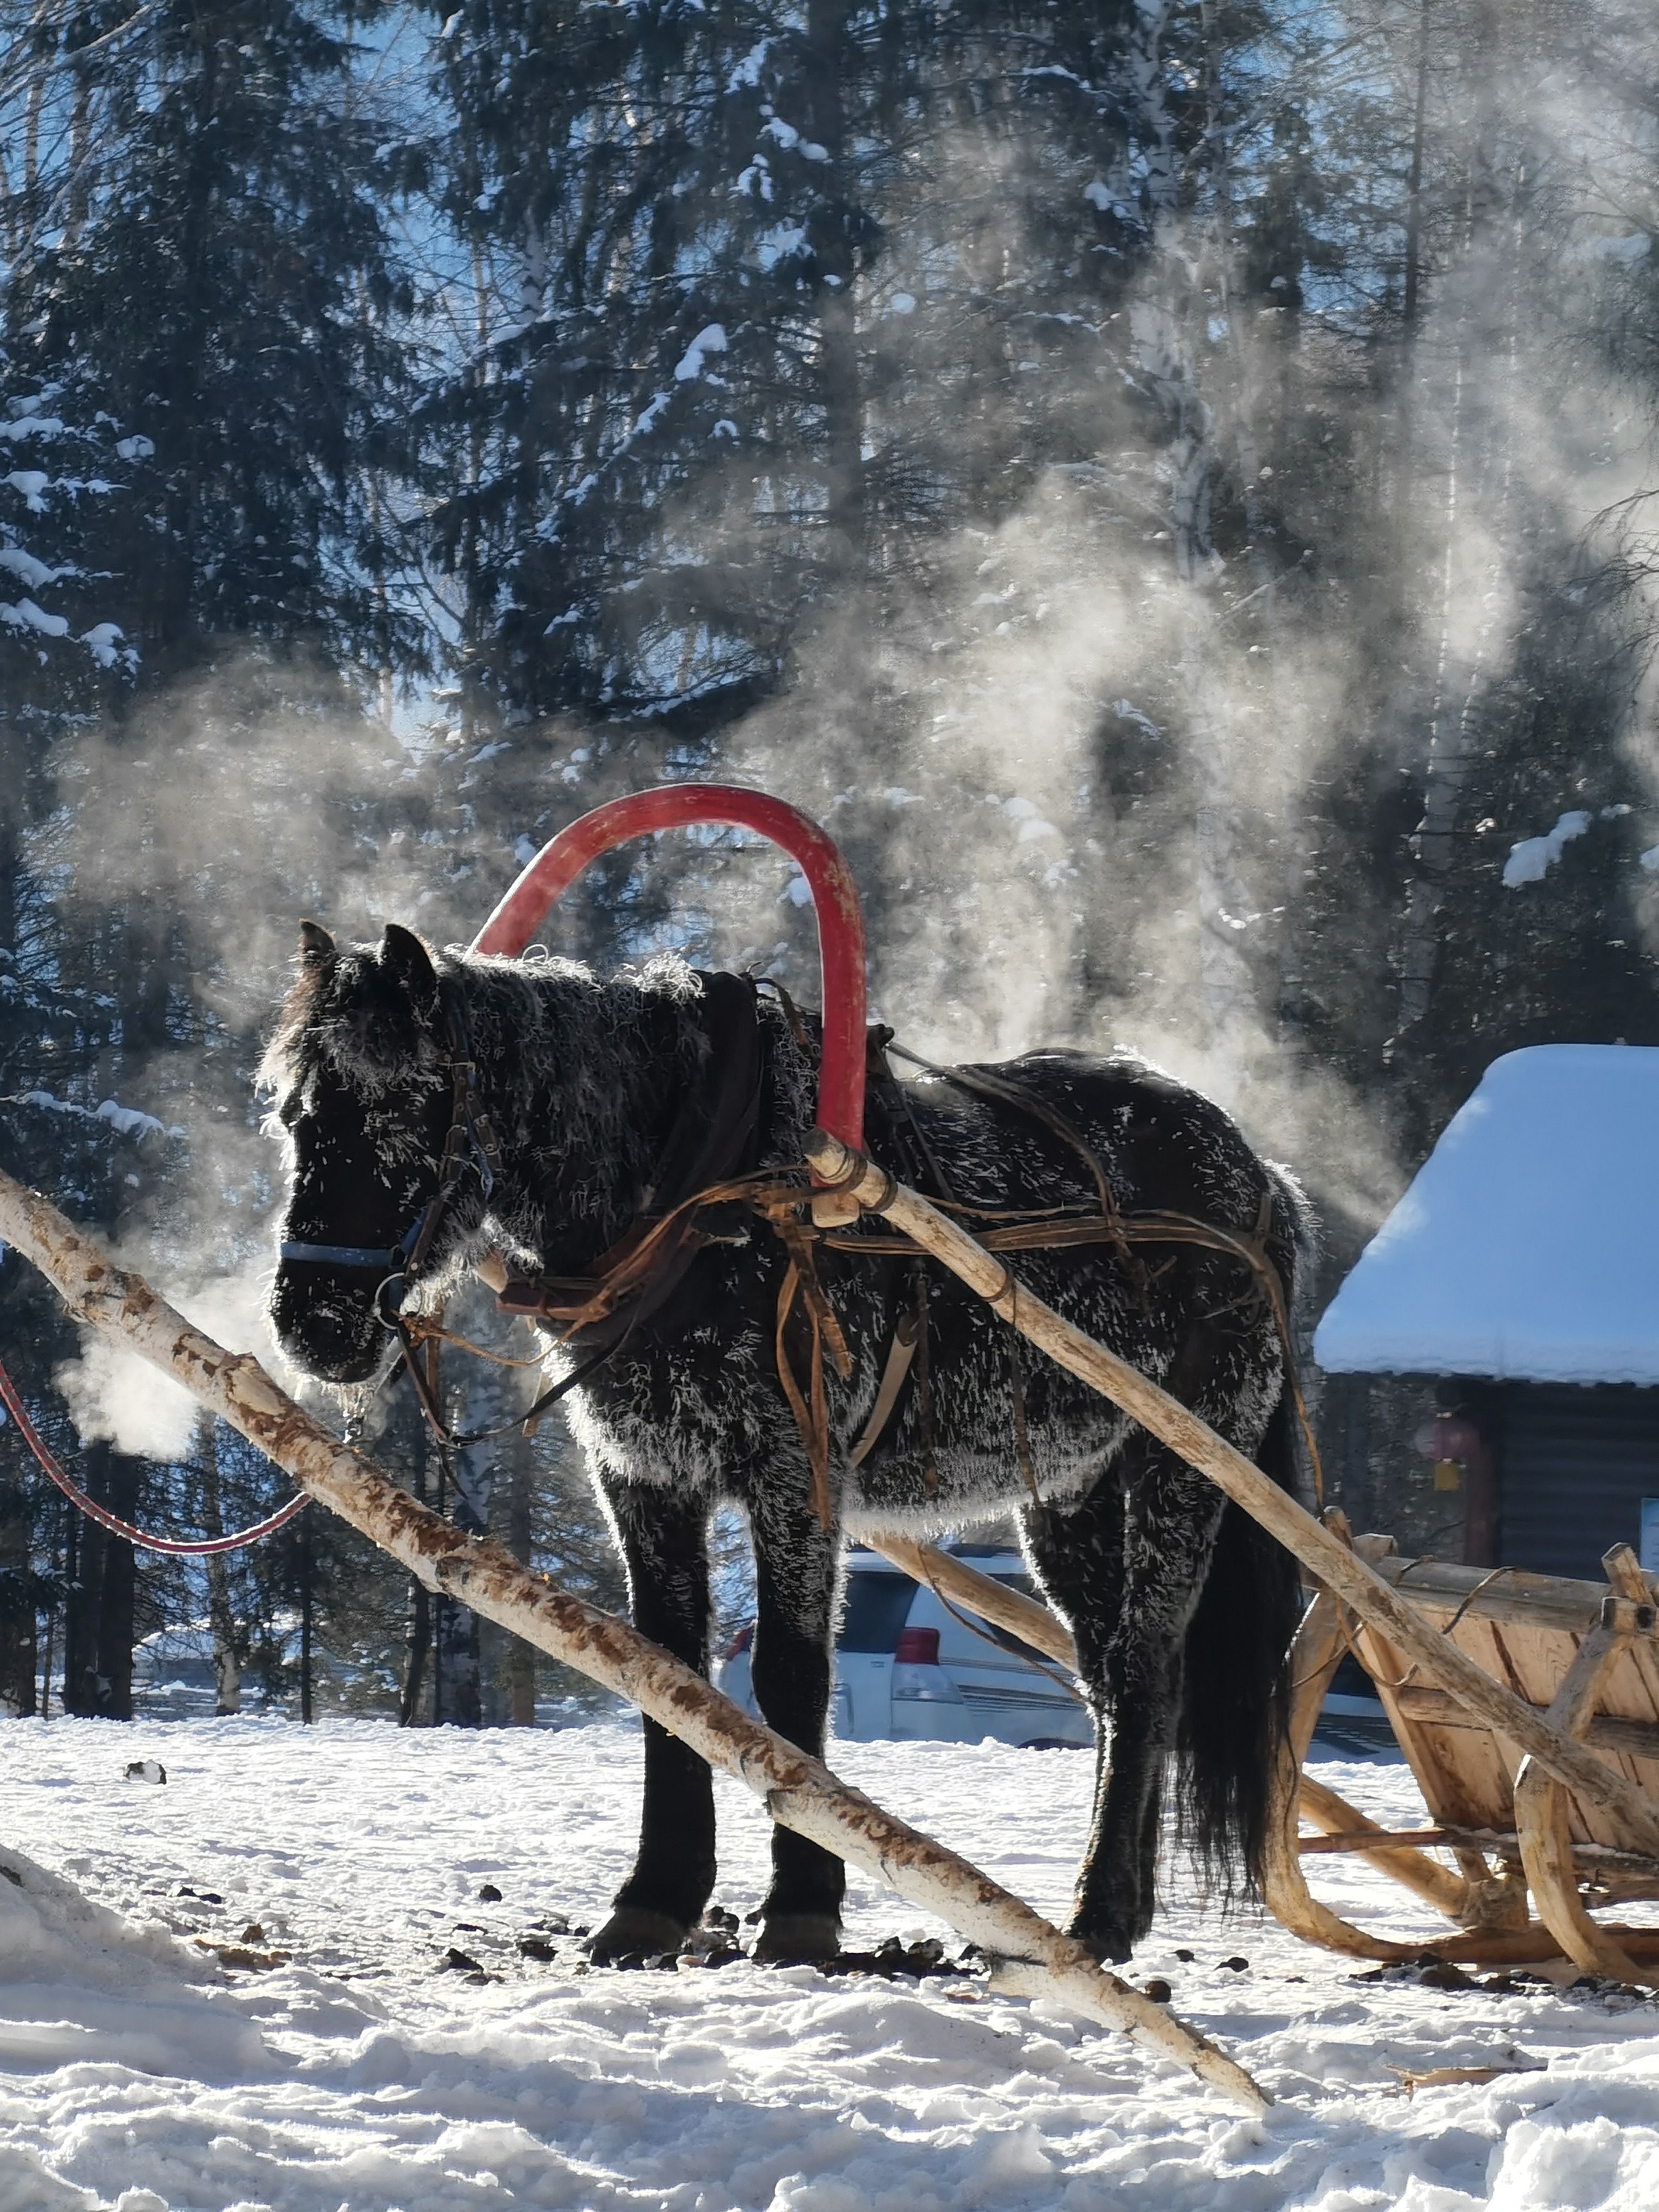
[264,923,1311,1966]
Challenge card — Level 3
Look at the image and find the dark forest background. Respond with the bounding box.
[3,0,1657,1723]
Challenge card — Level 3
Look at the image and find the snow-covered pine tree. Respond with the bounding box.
[0,1,433,1717]
[0,312,146,1713]
[3,0,426,683]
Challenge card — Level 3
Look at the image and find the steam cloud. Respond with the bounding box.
[45,10,1659,1354]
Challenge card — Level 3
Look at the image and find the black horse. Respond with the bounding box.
[263,921,1311,1967]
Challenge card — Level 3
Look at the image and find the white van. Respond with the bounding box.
[717,1543,1092,1750]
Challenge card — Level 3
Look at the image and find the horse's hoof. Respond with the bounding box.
[1071,1920,1135,1966]
[587,1907,687,1963]
[752,1912,841,1964]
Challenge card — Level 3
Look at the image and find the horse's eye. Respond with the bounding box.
[278,1089,302,1129]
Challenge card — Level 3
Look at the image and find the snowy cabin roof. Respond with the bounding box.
[1313,1045,1659,1386]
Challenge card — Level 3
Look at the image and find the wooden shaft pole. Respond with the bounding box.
[806,1134,1659,1861]
[0,1164,1265,2110]
[863,1534,1079,1671]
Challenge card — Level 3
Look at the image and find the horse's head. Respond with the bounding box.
[262,920,469,1384]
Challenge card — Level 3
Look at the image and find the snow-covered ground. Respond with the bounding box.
[2,1717,1656,2211]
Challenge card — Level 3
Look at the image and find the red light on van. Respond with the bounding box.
[894,1626,941,1666]
[724,1623,753,1660]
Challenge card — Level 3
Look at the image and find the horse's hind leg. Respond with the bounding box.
[588,1478,718,1963]
[1026,1431,1225,1965]
[1023,1470,1136,1960]
[1097,1444,1227,1960]
[743,1473,845,1961]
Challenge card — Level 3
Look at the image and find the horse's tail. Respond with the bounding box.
[1174,1163,1313,1901]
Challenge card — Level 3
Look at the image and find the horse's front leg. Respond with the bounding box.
[588,1478,717,1963]
[743,1470,845,1961]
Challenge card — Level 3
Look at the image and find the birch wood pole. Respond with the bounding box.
[864,1534,1079,1671]
[0,1164,1265,2112]
[805,1133,1659,1861]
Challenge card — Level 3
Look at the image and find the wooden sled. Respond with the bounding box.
[886,1525,1659,1984]
[1268,1524,1659,1980]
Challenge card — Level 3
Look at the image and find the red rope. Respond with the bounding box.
[0,1351,308,1555]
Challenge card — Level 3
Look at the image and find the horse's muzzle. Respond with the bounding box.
[269,1262,387,1385]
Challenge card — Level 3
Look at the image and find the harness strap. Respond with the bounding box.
[768,1196,853,1529]
[495,972,765,1347]
[848,1305,918,1468]
[390,974,766,1456]
[884,1041,1144,1294]
[393,1314,622,1449]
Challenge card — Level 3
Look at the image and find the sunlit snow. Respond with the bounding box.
[1502,810,1591,886]
[3,1718,1657,2210]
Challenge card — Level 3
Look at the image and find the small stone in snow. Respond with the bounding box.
[125,1759,166,1784]
[1143,1978,1172,2003]
[1219,1955,1250,1973]
[477,1883,503,1902]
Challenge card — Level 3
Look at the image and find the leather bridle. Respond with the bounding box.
[276,975,761,1458]
[274,988,579,1454]
[279,987,504,1325]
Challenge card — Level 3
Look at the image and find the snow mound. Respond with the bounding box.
[0,1843,267,2081]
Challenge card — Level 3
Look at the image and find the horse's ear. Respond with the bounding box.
[299,919,335,966]
[380,922,440,1010]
